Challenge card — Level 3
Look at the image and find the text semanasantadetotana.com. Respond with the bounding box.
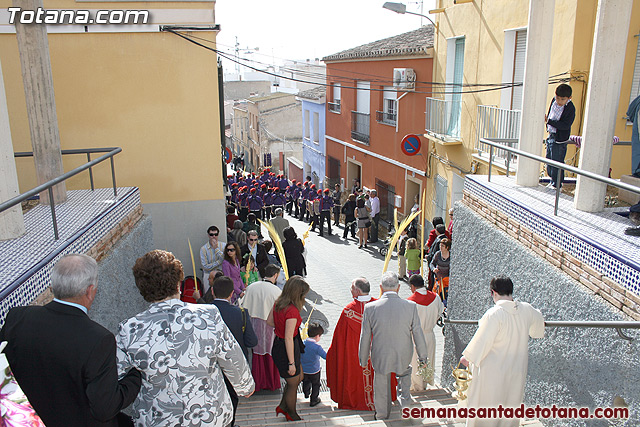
[402,404,629,420]
[8,7,149,25]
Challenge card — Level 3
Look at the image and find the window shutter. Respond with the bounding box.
[630,37,640,105]
[511,30,527,111]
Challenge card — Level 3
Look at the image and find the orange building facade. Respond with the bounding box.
[323,27,435,226]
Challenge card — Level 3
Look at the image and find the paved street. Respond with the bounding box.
[267,210,446,386]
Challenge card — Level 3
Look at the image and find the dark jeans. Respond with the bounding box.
[239,207,249,222]
[223,374,239,427]
[546,135,568,187]
[319,211,332,236]
[299,201,307,220]
[370,213,380,242]
[333,205,341,225]
[343,218,356,238]
[302,371,321,401]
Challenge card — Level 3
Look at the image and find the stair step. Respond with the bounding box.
[235,388,465,426]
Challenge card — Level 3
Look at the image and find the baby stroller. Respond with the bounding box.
[378,225,396,256]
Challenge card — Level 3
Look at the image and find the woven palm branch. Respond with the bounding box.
[300,298,318,340]
[382,210,421,274]
[258,219,289,280]
[244,256,254,283]
[187,239,199,294]
[302,222,313,246]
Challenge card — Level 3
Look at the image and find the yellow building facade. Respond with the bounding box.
[0,0,225,269]
[427,0,640,216]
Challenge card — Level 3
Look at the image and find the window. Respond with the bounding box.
[329,83,341,113]
[433,175,448,221]
[352,81,371,143]
[500,29,527,111]
[377,87,397,125]
[445,37,465,137]
[313,112,319,144]
[304,110,310,139]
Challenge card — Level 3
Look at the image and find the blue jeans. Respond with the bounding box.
[545,135,568,186]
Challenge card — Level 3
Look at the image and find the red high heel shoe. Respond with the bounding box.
[276,406,294,421]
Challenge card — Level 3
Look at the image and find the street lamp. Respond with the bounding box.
[382,2,436,27]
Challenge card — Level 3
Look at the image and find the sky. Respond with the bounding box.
[214,0,434,70]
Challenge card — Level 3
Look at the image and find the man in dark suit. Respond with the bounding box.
[0,254,141,427]
[241,230,269,278]
[211,275,258,426]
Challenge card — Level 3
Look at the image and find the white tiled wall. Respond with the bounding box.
[465,176,640,296]
[0,187,140,325]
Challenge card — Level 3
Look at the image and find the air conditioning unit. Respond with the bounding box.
[393,68,416,90]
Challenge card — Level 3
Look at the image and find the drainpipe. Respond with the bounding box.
[395,91,410,133]
[218,59,228,191]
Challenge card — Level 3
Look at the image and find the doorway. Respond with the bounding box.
[405,178,421,215]
[347,159,362,193]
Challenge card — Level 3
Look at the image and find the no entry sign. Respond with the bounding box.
[401,134,421,156]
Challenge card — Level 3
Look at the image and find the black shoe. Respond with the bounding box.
[304,390,310,399]
[310,398,321,407]
[625,226,640,236]
[632,172,640,179]
[364,244,368,248]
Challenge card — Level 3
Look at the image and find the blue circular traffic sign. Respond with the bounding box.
[401,134,421,156]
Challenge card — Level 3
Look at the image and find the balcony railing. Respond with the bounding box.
[328,100,341,113]
[476,105,521,167]
[351,111,370,144]
[376,110,397,126]
[425,97,462,140]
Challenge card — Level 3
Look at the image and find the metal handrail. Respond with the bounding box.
[479,138,640,215]
[446,318,640,341]
[1,147,122,240]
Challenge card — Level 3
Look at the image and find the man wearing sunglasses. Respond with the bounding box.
[200,225,225,291]
[240,230,269,279]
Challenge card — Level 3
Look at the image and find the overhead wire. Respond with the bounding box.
[202,32,576,89]
[167,30,576,95]
[188,31,576,90]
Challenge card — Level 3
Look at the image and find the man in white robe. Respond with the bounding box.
[407,274,444,391]
[460,276,545,427]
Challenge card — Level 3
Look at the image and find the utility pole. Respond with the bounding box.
[13,0,66,205]
[0,57,25,240]
[235,36,240,74]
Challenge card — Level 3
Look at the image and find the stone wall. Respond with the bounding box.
[463,191,640,321]
[31,206,152,335]
[89,214,152,335]
[443,200,639,426]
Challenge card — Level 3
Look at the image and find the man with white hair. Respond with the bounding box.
[359,272,428,419]
[270,207,289,243]
[0,254,142,427]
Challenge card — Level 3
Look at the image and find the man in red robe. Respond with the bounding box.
[326,278,396,410]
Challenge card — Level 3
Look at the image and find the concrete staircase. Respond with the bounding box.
[237,387,462,426]
[235,386,546,426]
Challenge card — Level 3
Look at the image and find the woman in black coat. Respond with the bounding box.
[282,227,306,276]
[341,193,357,239]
